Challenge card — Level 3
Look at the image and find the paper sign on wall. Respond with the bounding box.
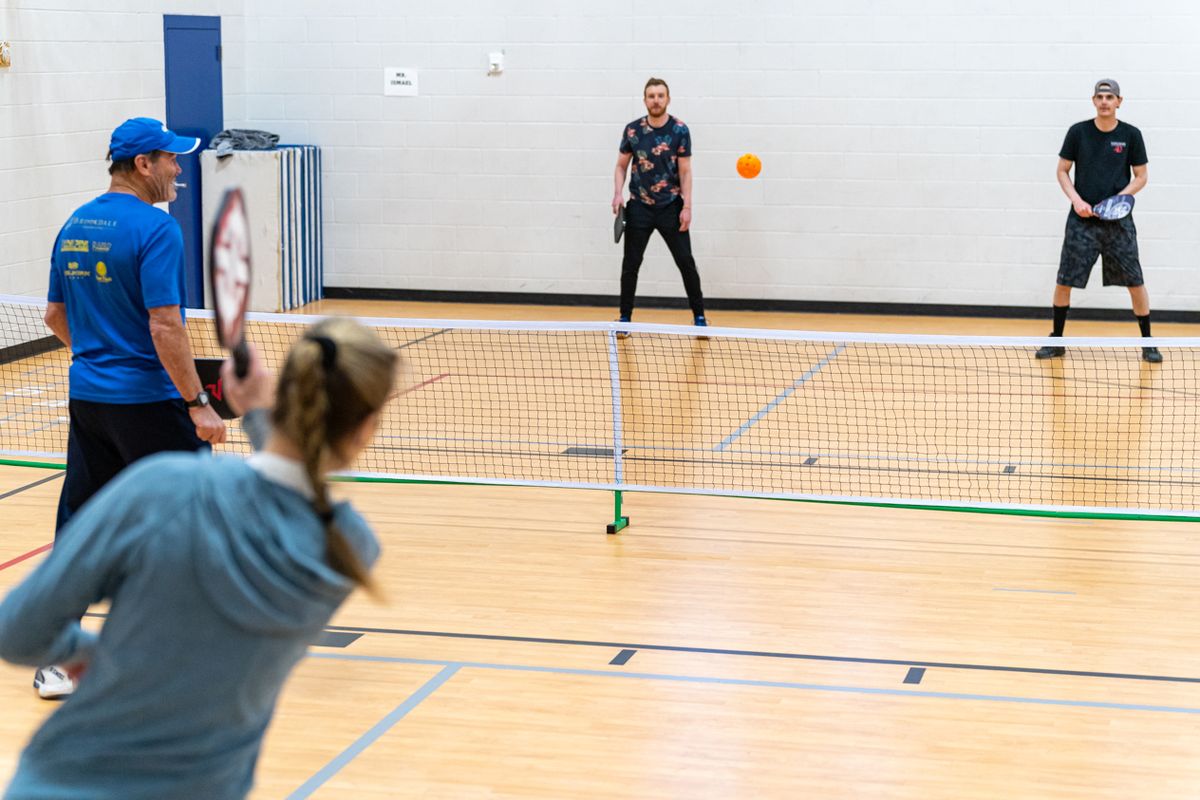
[384,68,419,97]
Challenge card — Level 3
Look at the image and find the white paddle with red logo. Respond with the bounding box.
[209,188,252,379]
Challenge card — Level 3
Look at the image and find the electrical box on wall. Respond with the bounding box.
[0,42,12,69]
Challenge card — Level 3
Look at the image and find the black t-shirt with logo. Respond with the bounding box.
[1059,119,1148,216]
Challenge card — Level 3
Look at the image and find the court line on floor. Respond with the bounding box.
[369,440,1200,489]
[397,372,449,396]
[0,543,52,573]
[286,663,459,799]
[373,433,1200,475]
[321,624,1200,685]
[713,344,846,452]
[0,471,62,502]
[306,653,1200,716]
[396,328,450,350]
[287,652,1200,798]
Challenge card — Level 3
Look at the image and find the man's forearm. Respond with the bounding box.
[1120,173,1148,196]
[1057,171,1083,204]
[614,163,627,197]
[44,305,71,348]
[149,318,203,401]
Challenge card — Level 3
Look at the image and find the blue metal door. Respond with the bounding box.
[163,15,223,308]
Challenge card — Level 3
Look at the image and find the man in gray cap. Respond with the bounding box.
[1037,79,1158,362]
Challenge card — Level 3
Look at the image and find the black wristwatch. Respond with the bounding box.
[185,390,211,409]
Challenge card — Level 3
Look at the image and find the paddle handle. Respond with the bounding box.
[232,340,250,379]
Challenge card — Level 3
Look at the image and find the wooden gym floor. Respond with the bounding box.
[3,301,1200,798]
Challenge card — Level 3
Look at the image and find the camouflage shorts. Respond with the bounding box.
[1056,213,1143,288]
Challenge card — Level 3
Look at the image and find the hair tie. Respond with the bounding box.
[316,506,335,524]
[309,335,337,370]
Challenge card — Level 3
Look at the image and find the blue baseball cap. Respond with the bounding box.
[108,117,200,161]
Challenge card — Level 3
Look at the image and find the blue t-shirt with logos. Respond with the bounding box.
[619,115,691,207]
[47,193,187,403]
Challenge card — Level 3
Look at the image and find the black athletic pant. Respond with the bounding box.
[619,198,705,320]
[56,398,208,534]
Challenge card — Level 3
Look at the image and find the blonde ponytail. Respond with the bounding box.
[273,319,398,592]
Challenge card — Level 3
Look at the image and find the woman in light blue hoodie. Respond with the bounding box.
[0,317,398,800]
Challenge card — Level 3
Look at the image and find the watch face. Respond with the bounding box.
[190,390,210,408]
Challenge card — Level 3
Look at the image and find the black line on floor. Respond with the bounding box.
[610,649,637,666]
[396,329,450,350]
[319,624,1200,685]
[313,631,364,648]
[369,442,1200,490]
[563,447,628,458]
[0,472,63,501]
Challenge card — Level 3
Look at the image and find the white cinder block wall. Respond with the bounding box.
[234,0,1200,311]
[0,1,244,297]
[4,2,1199,311]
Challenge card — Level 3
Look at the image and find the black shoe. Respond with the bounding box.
[1142,347,1163,363]
[1035,344,1065,359]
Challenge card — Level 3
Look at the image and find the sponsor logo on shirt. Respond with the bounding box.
[69,217,117,229]
[60,239,89,253]
[95,262,112,284]
[1110,141,1126,154]
[93,241,112,253]
[64,262,89,279]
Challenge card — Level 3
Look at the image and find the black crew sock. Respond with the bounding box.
[1051,305,1069,337]
[1136,314,1152,339]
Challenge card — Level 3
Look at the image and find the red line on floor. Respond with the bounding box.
[0,543,52,573]
[398,373,450,396]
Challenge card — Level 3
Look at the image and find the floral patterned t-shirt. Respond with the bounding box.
[619,115,691,207]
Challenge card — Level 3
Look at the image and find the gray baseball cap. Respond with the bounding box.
[1093,79,1121,97]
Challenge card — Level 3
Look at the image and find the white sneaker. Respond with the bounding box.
[33,665,74,699]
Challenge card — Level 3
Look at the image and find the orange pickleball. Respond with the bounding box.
[736,153,762,179]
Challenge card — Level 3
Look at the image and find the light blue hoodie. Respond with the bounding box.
[0,451,379,800]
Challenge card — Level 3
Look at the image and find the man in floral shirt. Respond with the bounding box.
[611,77,707,332]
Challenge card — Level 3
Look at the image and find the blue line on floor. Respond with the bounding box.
[713,344,845,452]
[306,653,1200,716]
[286,663,460,799]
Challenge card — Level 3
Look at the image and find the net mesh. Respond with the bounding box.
[3,294,1198,516]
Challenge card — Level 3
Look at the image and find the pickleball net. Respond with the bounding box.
[3,294,1199,519]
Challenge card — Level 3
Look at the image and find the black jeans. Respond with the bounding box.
[619,199,705,319]
[56,398,208,534]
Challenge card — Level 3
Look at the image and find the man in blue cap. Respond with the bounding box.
[36,117,227,699]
